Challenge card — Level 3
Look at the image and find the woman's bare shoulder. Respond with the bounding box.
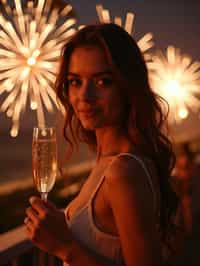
[104,153,151,186]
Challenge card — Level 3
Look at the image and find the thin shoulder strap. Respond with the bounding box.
[114,153,157,209]
[89,172,106,201]
[89,155,121,201]
[89,153,157,210]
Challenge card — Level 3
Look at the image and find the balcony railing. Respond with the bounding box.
[0,223,64,266]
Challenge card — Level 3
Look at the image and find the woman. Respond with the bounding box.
[25,23,178,266]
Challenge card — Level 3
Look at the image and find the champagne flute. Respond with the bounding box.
[32,127,57,201]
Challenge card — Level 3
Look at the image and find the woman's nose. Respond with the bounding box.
[79,80,96,101]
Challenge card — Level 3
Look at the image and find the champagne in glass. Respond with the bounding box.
[32,127,57,201]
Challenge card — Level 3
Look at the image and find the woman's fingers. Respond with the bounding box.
[24,216,35,237]
[25,206,45,241]
[25,206,40,225]
[29,196,48,214]
[29,196,56,217]
[29,197,52,221]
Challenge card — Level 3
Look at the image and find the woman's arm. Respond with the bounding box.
[104,156,162,266]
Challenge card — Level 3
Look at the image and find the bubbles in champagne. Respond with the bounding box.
[32,139,57,193]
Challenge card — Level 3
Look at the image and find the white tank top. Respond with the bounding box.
[64,153,159,266]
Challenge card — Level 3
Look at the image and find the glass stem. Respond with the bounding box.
[41,192,48,202]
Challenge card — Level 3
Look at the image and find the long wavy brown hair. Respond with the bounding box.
[55,23,178,250]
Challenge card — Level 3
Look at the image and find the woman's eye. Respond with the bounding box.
[67,78,82,87]
[95,77,113,88]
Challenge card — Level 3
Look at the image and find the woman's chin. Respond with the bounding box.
[81,121,96,131]
[81,120,102,131]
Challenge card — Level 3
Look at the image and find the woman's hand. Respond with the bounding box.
[24,198,118,266]
[24,196,70,260]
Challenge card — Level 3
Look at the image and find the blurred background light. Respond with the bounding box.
[149,46,200,124]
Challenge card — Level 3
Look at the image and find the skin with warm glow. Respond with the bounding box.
[68,46,126,131]
[149,46,200,123]
[0,0,76,136]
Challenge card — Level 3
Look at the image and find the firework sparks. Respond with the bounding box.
[0,0,76,137]
[149,46,200,123]
[96,4,154,62]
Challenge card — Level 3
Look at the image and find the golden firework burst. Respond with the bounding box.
[0,0,76,137]
[149,46,200,123]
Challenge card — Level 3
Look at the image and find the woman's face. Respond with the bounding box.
[67,45,126,131]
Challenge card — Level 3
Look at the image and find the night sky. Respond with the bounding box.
[68,0,200,59]
[1,0,200,132]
